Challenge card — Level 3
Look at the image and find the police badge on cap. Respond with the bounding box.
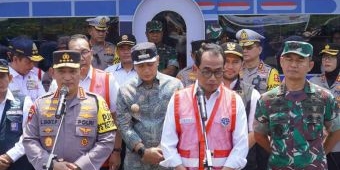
[53,50,81,68]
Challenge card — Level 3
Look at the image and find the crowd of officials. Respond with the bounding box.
[0,15,340,170]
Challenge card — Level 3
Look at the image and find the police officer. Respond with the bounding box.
[116,42,183,169]
[220,42,261,170]
[145,20,179,77]
[105,34,138,85]
[87,16,117,70]
[254,41,340,169]
[23,50,116,170]
[0,59,34,170]
[176,40,206,87]
[236,29,280,94]
[7,36,45,101]
[309,43,340,170]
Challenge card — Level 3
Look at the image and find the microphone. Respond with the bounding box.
[196,86,207,121]
[55,85,69,119]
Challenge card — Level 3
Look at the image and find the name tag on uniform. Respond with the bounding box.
[6,110,23,115]
[180,117,194,124]
[11,122,19,131]
[27,78,38,90]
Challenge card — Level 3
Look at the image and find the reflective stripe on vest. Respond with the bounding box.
[174,84,236,169]
[89,69,110,106]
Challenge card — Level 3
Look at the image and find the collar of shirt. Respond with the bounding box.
[116,63,135,72]
[278,80,315,96]
[0,90,15,120]
[230,79,238,89]
[81,66,94,83]
[137,71,161,87]
[9,66,34,78]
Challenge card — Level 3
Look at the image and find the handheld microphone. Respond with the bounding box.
[55,85,69,119]
[196,86,207,121]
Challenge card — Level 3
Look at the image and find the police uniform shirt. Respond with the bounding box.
[160,81,249,168]
[23,87,116,170]
[9,66,46,101]
[91,42,116,70]
[240,61,280,94]
[105,63,138,85]
[49,66,119,112]
[176,65,197,87]
[0,90,33,162]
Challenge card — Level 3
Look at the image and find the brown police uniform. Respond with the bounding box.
[23,50,116,170]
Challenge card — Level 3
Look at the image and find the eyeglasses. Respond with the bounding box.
[322,55,337,61]
[199,68,224,78]
[80,49,91,56]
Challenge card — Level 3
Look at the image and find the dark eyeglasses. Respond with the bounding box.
[199,68,224,78]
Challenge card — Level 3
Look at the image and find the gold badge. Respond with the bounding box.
[81,106,93,111]
[79,113,94,119]
[45,137,53,147]
[43,112,54,118]
[99,17,106,27]
[32,43,39,55]
[122,35,128,40]
[43,127,53,133]
[240,30,248,41]
[79,127,92,135]
[81,138,89,146]
[325,44,330,50]
[227,42,236,50]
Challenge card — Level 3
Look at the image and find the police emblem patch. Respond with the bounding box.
[81,138,89,146]
[45,137,53,147]
[221,117,230,126]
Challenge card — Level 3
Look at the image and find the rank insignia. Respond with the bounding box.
[43,112,54,118]
[79,113,94,119]
[81,106,93,111]
[221,117,230,127]
[79,127,92,135]
[43,127,53,133]
[45,137,53,147]
[81,138,89,146]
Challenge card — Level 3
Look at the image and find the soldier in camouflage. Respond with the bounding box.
[146,20,179,77]
[115,42,183,170]
[254,41,340,169]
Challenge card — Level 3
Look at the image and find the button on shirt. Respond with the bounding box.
[160,82,249,169]
[105,63,137,85]
[9,66,46,101]
[0,90,32,162]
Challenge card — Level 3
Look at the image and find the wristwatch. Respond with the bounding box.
[137,146,146,157]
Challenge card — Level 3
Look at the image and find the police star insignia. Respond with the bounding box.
[81,138,89,146]
[44,137,53,147]
[43,127,53,133]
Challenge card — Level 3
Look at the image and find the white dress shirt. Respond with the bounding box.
[105,63,137,85]
[9,66,46,101]
[230,79,261,132]
[49,67,119,112]
[160,82,249,169]
[0,90,33,162]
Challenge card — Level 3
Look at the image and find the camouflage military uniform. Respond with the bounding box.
[157,44,179,72]
[254,81,340,169]
[116,72,183,170]
[240,61,280,94]
[176,65,196,87]
[91,42,116,70]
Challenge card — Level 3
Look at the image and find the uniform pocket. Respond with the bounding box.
[6,114,23,133]
[269,112,290,139]
[303,113,323,141]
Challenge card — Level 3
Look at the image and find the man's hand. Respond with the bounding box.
[108,152,121,170]
[174,164,186,170]
[0,154,12,170]
[53,161,79,170]
[141,147,164,165]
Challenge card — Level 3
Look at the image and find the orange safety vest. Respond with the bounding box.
[89,68,111,168]
[174,84,236,170]
[89,68,110,106]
